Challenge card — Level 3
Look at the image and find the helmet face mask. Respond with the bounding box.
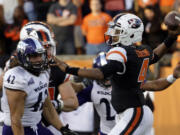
[105,13,144,46]
[17,37,48,75]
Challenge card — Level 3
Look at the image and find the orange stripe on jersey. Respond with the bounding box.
[64,74,71,82]
[39,30,47,42]
[106,50,127,62]
[124,107,142,135]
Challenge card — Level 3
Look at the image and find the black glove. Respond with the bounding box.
[60,124,79,135]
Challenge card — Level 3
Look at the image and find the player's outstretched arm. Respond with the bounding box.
[153,11,180,62]
[141,62,180,91]
[6,89,26,135]
[52,56,104,80]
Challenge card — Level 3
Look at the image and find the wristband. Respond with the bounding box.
[164,35,177,48]
[166,74,176,83]
[58,99,64,109]
[65,66,79,76]
[51,100,59,109]
[51,100,64,110]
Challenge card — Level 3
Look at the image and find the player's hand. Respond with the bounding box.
[60,124,79,135]
[51,56,68,72]
[164,11,180,36]
[9,55,19,69]
[173,62,180,79]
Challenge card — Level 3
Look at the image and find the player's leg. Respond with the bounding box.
[108,106,153,135]
[132,106,153,135]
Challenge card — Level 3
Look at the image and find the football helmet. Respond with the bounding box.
[93,52,111,88]
[17,37,48,75]
[105,13,144,46]
[29,29,56,59]
[20,21,56,56]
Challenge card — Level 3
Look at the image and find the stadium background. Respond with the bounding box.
[1,0,180,134]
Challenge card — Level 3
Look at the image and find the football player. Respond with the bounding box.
[73,52,180,135]
[1,37,77,135]
[52,13,180,135]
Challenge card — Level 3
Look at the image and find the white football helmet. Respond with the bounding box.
[20,21,56,56]
[105,13,144,46]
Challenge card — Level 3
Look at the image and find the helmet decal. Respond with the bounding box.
[128,18,142,29]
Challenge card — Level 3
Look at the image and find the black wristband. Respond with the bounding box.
[164,35,177,48]
[65,66,80,76]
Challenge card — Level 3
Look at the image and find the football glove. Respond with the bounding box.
[60,124,79,135]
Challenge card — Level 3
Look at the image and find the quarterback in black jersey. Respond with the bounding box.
[53,13,180,135]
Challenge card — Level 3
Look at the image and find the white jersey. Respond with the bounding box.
[60,102,94,132]
[1,66,49,127]
[91,81,116,134]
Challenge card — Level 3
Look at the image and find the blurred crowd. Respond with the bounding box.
[0,0,179,78]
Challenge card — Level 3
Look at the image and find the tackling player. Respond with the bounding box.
[52,13,180,135]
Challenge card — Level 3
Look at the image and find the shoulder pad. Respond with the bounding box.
[3,67,28,92]
[106,47,127,63]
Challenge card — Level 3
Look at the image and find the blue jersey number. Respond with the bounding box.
[7,75,15,84]
[30,89,48,112]
[100,98,115,121]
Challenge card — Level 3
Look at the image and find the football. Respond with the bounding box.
[164,11,180,30]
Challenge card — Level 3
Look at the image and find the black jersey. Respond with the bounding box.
[42,65,68,126]
[100,45,154,113]
[49,65,68,100]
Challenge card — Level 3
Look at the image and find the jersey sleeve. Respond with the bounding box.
[99,47,127,79]
[3,68,28,92]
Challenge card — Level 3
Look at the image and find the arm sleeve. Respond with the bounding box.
[77,85,93,105]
